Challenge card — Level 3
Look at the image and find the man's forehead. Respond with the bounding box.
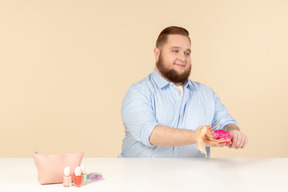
[165,34,191,49]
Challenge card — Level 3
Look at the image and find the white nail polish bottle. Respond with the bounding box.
[63,167,72,187]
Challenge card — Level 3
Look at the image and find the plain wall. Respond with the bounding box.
[0,0,287,157]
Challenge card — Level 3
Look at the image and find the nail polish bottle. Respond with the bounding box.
[63,167,72,187]
[74,166,82,187]
[81,164,87,185]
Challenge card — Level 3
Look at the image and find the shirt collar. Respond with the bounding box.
[151,69,197,91]
[184,79,197,91]
[151,70,170,89]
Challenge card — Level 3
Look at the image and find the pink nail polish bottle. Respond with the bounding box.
[74,167,82,187]
[63,167,72,187]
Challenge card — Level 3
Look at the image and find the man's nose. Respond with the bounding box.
[178,52,186,61]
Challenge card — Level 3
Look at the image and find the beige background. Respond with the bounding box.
[0,0,287,158]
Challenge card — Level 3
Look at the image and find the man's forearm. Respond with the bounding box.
[223,123,240,133]
[149,125,196,146]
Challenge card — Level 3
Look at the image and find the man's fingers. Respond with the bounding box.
[205,140,226,147]
[219,143,226,147]
[233,134,242,149]
[236,135,242,149]
[230,132,248,149]
[240,135,248,149]
[232,133,239,148]
[236,136,243,149]
[241,136,248,148]
[206,141,218,147]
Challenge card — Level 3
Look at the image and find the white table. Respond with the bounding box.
[0,158,287,192]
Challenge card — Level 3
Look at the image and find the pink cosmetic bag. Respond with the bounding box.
[33,151,84,185]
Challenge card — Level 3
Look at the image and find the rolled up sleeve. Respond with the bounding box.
[212,91,237,130]
[121,86,158,147]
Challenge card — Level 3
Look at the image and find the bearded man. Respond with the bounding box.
[119,26,248,158]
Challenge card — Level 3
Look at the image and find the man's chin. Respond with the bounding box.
[156,62,191,84]
[174,70,189,77]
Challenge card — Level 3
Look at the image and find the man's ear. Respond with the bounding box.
[154,47,160,62]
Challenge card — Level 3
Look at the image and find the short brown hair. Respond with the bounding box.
[156,26,190,49]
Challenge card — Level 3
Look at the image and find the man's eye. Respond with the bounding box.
[172,50,179,53]
[185,52,190,56]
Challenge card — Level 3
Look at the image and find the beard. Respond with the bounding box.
[156,54,191,84]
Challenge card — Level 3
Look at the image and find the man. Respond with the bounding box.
[119,26,248,158]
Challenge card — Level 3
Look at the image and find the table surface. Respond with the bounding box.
[0,158,287,192]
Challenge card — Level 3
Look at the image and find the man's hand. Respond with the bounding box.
[204,138,226,148]
[228,130,248,149]
[194,125,226,148]
[223,124,248,149]
[196,124,248,149]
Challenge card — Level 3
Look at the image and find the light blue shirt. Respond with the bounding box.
[119,70,237,158]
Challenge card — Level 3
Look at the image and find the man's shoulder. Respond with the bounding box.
[127,73,156,94]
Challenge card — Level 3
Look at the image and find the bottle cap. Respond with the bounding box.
[64,167,70,177]
[74,167,81,176]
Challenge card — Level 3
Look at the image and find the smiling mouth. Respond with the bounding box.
[174,63,185,67]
